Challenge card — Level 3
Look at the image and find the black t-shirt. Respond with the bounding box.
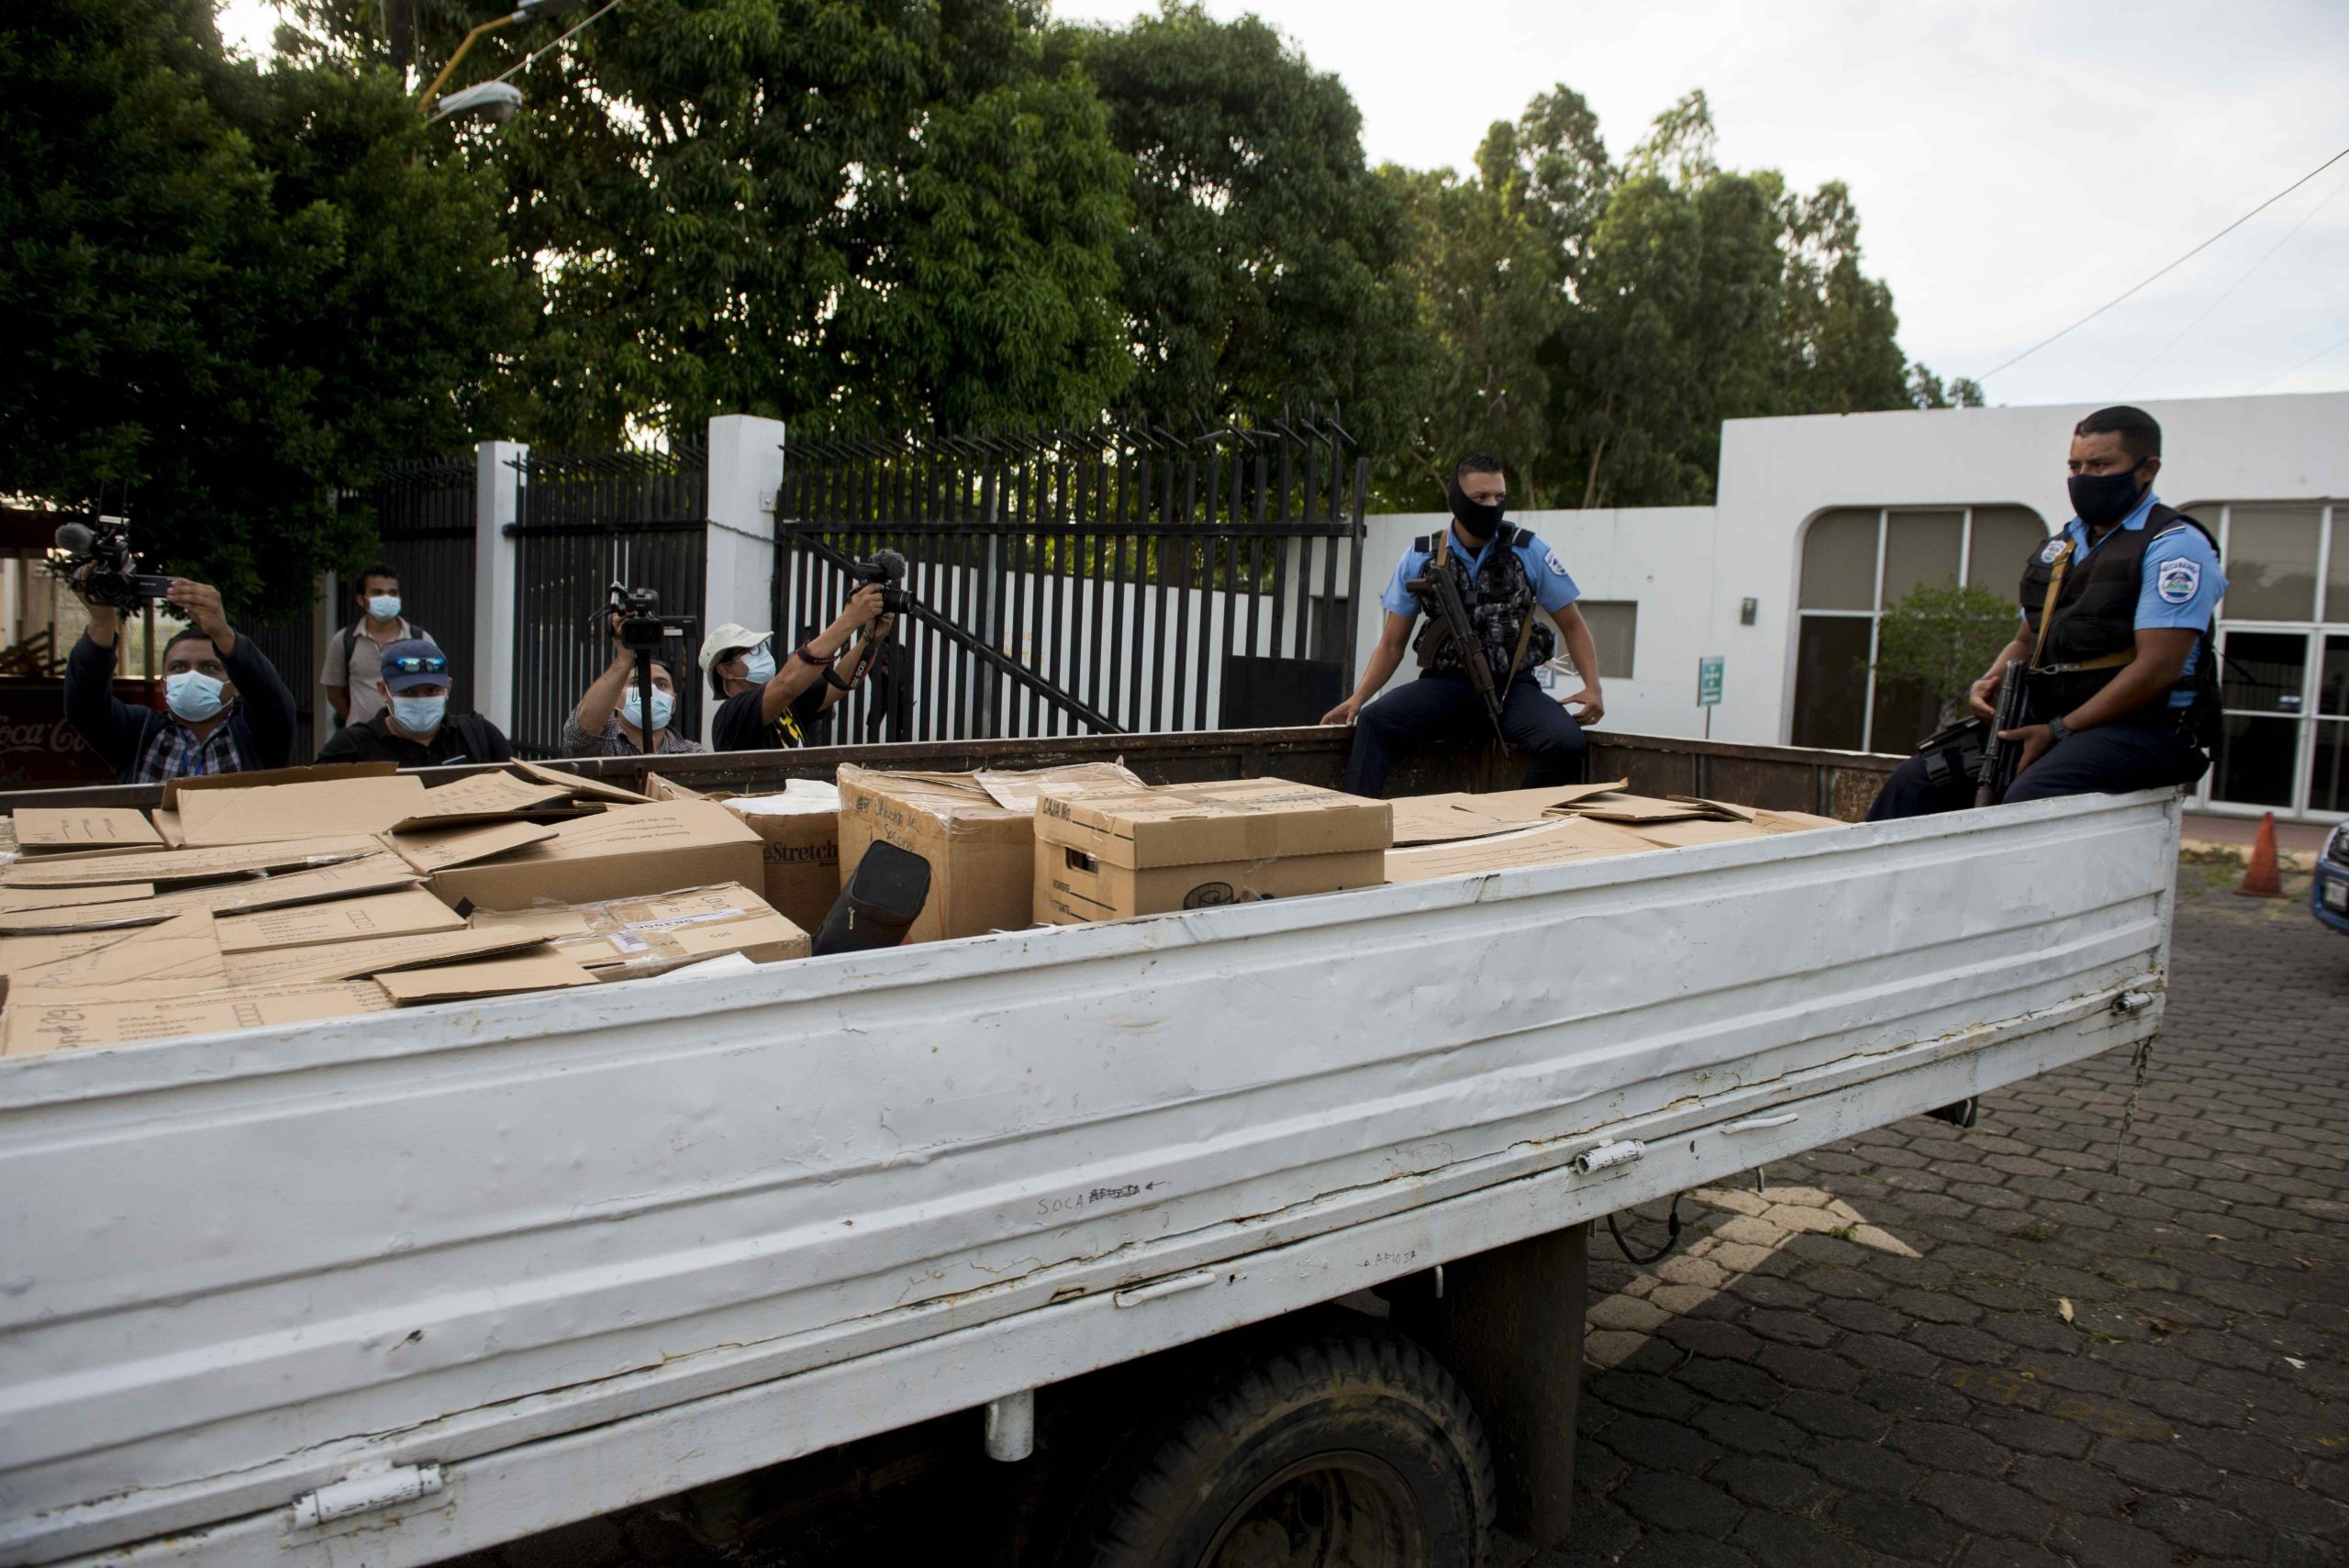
[317,711,515,768]
[710,684,829,752]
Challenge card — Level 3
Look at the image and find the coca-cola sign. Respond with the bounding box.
[0,679,148,785]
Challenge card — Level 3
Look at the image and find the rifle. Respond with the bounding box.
[1974,659,2030,807]
[1974,536,2076,807]
[1408,539,1508,745]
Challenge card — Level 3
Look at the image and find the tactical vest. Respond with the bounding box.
[2017,504,2218,725]
[1411,526,1555,680]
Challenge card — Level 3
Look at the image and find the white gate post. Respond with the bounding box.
[474,439,527,731]
[704,415,785,643]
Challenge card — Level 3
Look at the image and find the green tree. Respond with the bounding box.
[1063,3,1424,454]
[0,0,527,616]
[329,0,1135,442]
[1875,580,2017,726]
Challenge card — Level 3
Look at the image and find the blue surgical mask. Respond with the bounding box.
[623,687,674,732]
[367,594,402,621]
[391,694,447,733]
[165,672,226,722]
[740,643,777,684]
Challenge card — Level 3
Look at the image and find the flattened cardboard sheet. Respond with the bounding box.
[177,776,429,847]
[214,887,467,953]
[2,981,394,1057]
[389,771,587,830]
[223,924,550,986]
[5,911,228,1001]
[1383,817,1658,884]
[386,818,560,873]
[1388,793,1544,846]
[0,853,424,935]
[511,760,651,804]
[161,762,395,807]
[0,836,384,889]
[12,806,164,852]
[376,949,599,1004]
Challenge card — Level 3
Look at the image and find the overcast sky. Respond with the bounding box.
[220,0,2349,409]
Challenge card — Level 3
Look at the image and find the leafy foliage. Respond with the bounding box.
[0,0,527,617]
[1062,5,1423,455]
[1876,579,2020,723]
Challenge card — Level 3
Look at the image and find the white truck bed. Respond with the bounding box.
[0,789,2181,1567]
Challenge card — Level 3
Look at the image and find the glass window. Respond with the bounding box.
[2212,716,2299,808]
[2314,636,2349,816]
[2223,505,2322,621]
[2221,630,2310,714]
[1798,510,1878,611]
[1575,600,1637,679]
[1966,506,2051,593]
[1881,511,1964,605]
[1792,617,1871,751]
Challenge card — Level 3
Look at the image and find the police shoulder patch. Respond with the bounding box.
[2039,539,2067,564]
[2155,555,2201,606]
[1542,549,1569,577]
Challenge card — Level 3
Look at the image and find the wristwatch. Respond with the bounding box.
[2046,714,2072,744]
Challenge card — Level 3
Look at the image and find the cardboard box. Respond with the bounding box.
[2,981,394,1058]
[1035,778,1393,867]
[213,888,466,953]
[1031,778,1393,925]
[161,762,395,806]
[1037,842,1386,924]
[1384,817,1658,884]
[0,836,384,889]
[835,767,1045,944]
[12,806,164,852]
[177,776,430,847]
[469,882,810,979]
[646,773,846,934]
[0,853,424,936]
[222,924,553,987]
[423,799,764,913]
[972,762,1144,812]
[376,950,599,1004]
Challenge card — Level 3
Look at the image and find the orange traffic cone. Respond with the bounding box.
[2235,811,2285,898]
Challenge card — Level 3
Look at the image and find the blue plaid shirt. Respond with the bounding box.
[132,712,250,784]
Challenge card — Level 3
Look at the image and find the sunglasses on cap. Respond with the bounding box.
[384,653,450,677]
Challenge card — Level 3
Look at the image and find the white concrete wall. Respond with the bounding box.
[1354,390,2349,749]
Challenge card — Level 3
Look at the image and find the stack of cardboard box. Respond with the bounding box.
[0,758,1850,1061]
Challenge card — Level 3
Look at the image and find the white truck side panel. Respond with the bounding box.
[0,791,2180,1566]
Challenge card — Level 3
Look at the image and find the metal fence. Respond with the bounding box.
[773,415,1368,744]
[239,612,320,763]
[507,445,709,759]
[359,456,479,717]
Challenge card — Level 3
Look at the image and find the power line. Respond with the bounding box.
[2251,329,2349,394]
[486,0,622,88]
[2123,165,2349,394]
[1978,143,2349,384]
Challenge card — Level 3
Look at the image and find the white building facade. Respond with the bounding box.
[1355,391,2349,823]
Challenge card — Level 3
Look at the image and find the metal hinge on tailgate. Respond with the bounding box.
[292,1463,444,1529]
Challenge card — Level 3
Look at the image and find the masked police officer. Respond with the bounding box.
[1867,406,2223,819]
[1323,452,1603,798]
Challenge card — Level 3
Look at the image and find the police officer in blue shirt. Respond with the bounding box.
[1323,452,1604,797]
[1867,406,2224,819]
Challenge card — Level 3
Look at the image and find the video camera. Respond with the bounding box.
[606,582,696,657]
[53,515,175,612]
[847,549,913,616]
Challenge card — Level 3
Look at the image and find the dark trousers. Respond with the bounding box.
[1343,672,1587,798]
[1865,715,2209,820]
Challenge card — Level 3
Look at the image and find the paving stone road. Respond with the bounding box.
[461,861,2349,1568]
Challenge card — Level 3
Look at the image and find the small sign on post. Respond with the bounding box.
[1697,655,1724,740]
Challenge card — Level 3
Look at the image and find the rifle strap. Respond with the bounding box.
[2025,540,2074,669]
[1498,613,1536,705]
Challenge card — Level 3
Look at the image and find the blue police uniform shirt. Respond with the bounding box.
[1380,526,1581,618]
[2049,490,2225,706]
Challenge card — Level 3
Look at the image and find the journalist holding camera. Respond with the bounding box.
[566,607,707,758]
[59,521,298,784]
[700,583,894,752]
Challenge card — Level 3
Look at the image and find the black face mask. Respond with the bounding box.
[1447,475,1506,543]
[2067,462,2148,529]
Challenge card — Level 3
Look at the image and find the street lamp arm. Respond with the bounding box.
[420,14,517,112]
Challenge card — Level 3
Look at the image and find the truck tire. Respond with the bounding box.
[1068,1326,1496,1568]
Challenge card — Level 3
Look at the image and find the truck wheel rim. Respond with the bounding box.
[1196,1451,1427,1568]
